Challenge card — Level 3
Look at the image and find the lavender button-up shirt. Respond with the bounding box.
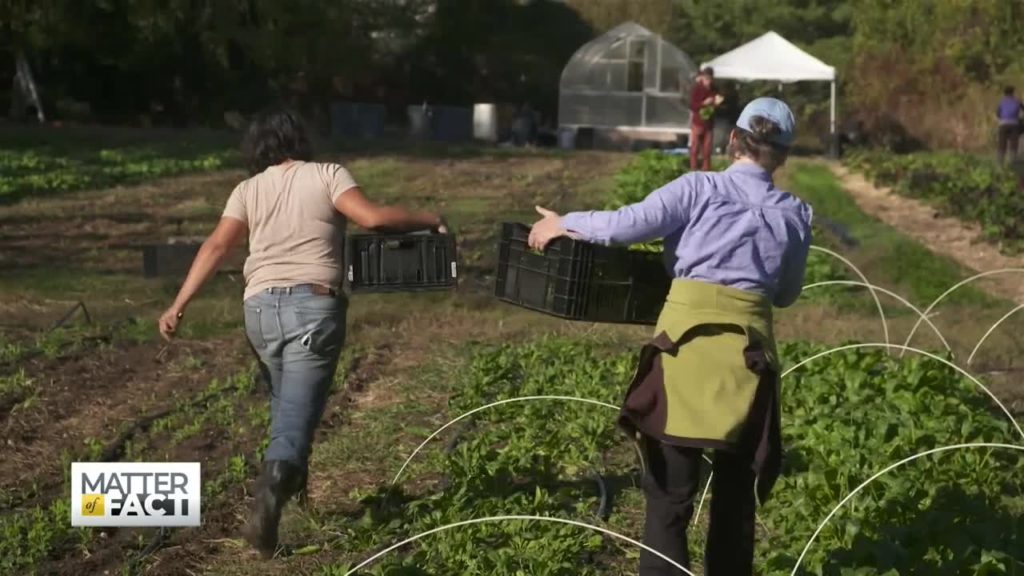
[560,162,813,307]
[997,96,1022,124]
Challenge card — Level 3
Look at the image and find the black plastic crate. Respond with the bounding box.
[494,223,671,325]
[142,243,201,278]
[346,232,458,293]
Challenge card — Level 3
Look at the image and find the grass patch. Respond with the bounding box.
[345,158,409,201]
[0,370,34,409]
[781,161,998,308]
[0,337,27,365]
[0,269,157,298]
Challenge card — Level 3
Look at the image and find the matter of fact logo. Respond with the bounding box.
[71,463,201,527]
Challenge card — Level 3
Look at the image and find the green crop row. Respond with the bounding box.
[322,338,1022,575]
[0,146,237,201]
[844,149,1024,254]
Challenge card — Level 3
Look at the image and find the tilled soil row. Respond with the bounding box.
[1,335,247,508]
[113,344,394,576]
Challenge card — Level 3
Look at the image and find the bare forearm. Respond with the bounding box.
[364,206,440,232]
[171,242,233,311]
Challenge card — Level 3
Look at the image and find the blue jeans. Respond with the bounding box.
[243,285,347,469]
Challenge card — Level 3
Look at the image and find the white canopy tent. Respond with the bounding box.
[701,31,837,143]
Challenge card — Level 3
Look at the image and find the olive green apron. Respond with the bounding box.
[618,279,783,504]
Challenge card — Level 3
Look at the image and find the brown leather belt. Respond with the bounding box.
[309,284,337,297]
[265,284,338,297]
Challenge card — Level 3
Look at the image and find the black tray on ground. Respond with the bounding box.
[346,231,458,293]
[142,241,202,278]
[494,222,670,325]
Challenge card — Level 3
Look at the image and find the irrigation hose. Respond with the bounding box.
[591,472,610,521]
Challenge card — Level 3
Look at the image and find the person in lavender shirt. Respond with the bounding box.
[529,98,813,576]
[997,86,1022,165]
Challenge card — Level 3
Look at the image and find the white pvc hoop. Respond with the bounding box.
[802,280,950,353]
[392,395,619,486]
[967,303,1024,365]
[342,515,697,576]
[809,246,890,350]
[790,442,1024,575]
[902,268,1024,356]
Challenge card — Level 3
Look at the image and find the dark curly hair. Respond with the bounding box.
[240,108,313,175]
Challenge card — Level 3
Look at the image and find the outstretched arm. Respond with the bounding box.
[527,175,695,250]
[159,217,248,340]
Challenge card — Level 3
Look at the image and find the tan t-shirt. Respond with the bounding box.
[222,161,358,301]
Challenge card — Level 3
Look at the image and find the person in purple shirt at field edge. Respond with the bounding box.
[528,98,812,576]
[997,85,1022,165]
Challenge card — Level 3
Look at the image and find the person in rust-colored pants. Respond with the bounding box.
[689,125,713,171]
[689,67,717,171]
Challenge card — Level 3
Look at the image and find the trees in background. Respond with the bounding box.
[2,0,1022,150]
[1,0,590,126]
[1,0,432,123]
[562,0,674,37]
[848,0,1024,149]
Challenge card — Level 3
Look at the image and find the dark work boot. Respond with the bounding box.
[295,467,310,510]
[242,460,305,558]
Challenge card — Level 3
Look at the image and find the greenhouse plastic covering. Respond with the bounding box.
[559,22,698,130]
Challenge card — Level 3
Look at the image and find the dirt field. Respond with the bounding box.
[828,162,1024,303]
[0,145,643,575]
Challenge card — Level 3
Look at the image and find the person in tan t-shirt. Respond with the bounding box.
[157,108,445,557]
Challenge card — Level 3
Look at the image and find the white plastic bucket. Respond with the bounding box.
[473,103,498,142]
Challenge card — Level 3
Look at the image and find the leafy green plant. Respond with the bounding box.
[802,247,847,286]
[798,246,859,306]
[0,337,25,365]
[318,338,1022,576]
[0,370,34,409]
[844,149,1024,254]
[764,341,1023,575]
[0,499,84,575]
[606,150,728,210]
[82,437,105,461]
[606,151,728,253]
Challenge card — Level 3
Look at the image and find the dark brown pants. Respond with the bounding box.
[639,438,756,576]
[998,123,1020,165]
